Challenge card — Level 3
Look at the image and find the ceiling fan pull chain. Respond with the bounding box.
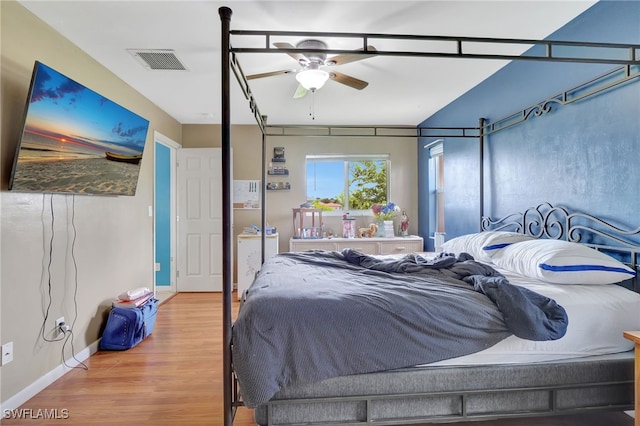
[309,91,316,120]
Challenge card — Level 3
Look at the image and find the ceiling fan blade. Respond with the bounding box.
[246,69,296,80]
[329,71,369,90]
[274,42,308,63]
[293,84,308,99]
[327,46,377,66]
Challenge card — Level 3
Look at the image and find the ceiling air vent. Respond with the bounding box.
[127,49,188,71]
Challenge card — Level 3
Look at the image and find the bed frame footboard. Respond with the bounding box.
[254,354,633,425]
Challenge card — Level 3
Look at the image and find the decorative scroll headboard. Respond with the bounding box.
[481,202,640,291]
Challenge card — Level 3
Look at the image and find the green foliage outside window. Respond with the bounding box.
[306,157,388,210]
[347,160,387,210]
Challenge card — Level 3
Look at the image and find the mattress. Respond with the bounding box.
[428,265,640,366]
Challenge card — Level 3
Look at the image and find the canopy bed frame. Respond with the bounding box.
[218,7,640,426]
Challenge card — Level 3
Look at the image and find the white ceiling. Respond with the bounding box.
[18,1,596,126]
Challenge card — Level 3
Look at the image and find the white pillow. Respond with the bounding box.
[441,231,534,263]
[491,239,636,285]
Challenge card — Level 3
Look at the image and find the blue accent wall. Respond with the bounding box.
[155,142,171,286]
[418,1,640,247]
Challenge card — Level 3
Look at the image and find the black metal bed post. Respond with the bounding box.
[261,116,267,262]
[219,6,234,426]
[478,117,486,231]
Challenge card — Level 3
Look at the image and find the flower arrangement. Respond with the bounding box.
[372,202,400,222]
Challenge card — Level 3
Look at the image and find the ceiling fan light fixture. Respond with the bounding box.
[296,69,329,92]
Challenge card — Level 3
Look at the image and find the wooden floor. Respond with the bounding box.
[4,292,634,426]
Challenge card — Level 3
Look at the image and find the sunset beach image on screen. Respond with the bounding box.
[9,61,150,196]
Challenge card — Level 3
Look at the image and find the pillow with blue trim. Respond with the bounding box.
[440,231,534,263]
[491,239,636,285]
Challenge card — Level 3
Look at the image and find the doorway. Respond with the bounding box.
[154,132,179,297]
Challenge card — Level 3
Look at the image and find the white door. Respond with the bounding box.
[177,148,222,291]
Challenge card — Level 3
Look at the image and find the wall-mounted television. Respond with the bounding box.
[9,61,150,196]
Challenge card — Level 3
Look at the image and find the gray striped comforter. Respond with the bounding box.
[232,249,568,408]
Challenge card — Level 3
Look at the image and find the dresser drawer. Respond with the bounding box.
[379,240,423,254]
[289,237,424,255]
[335,240,379,255]
[289,240,338,252]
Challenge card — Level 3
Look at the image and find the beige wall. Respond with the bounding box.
[1,1,182,405]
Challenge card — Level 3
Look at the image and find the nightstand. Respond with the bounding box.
[237,233,279,300]
[623,331,640,426]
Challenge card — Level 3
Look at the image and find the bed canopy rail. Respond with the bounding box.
[229,51,267,134]
[219,7,640,425]
[480,64,640,136]
[230,29,640,66]
[262,125,482,138]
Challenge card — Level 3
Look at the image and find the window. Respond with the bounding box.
[306,154,390,211]
[429,143,445,233]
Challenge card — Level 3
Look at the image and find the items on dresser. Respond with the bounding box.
[292,208,323,239]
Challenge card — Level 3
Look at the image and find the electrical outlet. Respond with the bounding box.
[55,317,65,337]
[2,342,13,365]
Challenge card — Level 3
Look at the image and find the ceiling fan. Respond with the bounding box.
[246,39,376,98]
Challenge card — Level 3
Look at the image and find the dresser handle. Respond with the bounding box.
[395,246,406,250]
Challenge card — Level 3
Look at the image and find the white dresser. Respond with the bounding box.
[289,236,423,255]
[237,233,279,299]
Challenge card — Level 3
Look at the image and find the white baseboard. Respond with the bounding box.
[0,340,99,413]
